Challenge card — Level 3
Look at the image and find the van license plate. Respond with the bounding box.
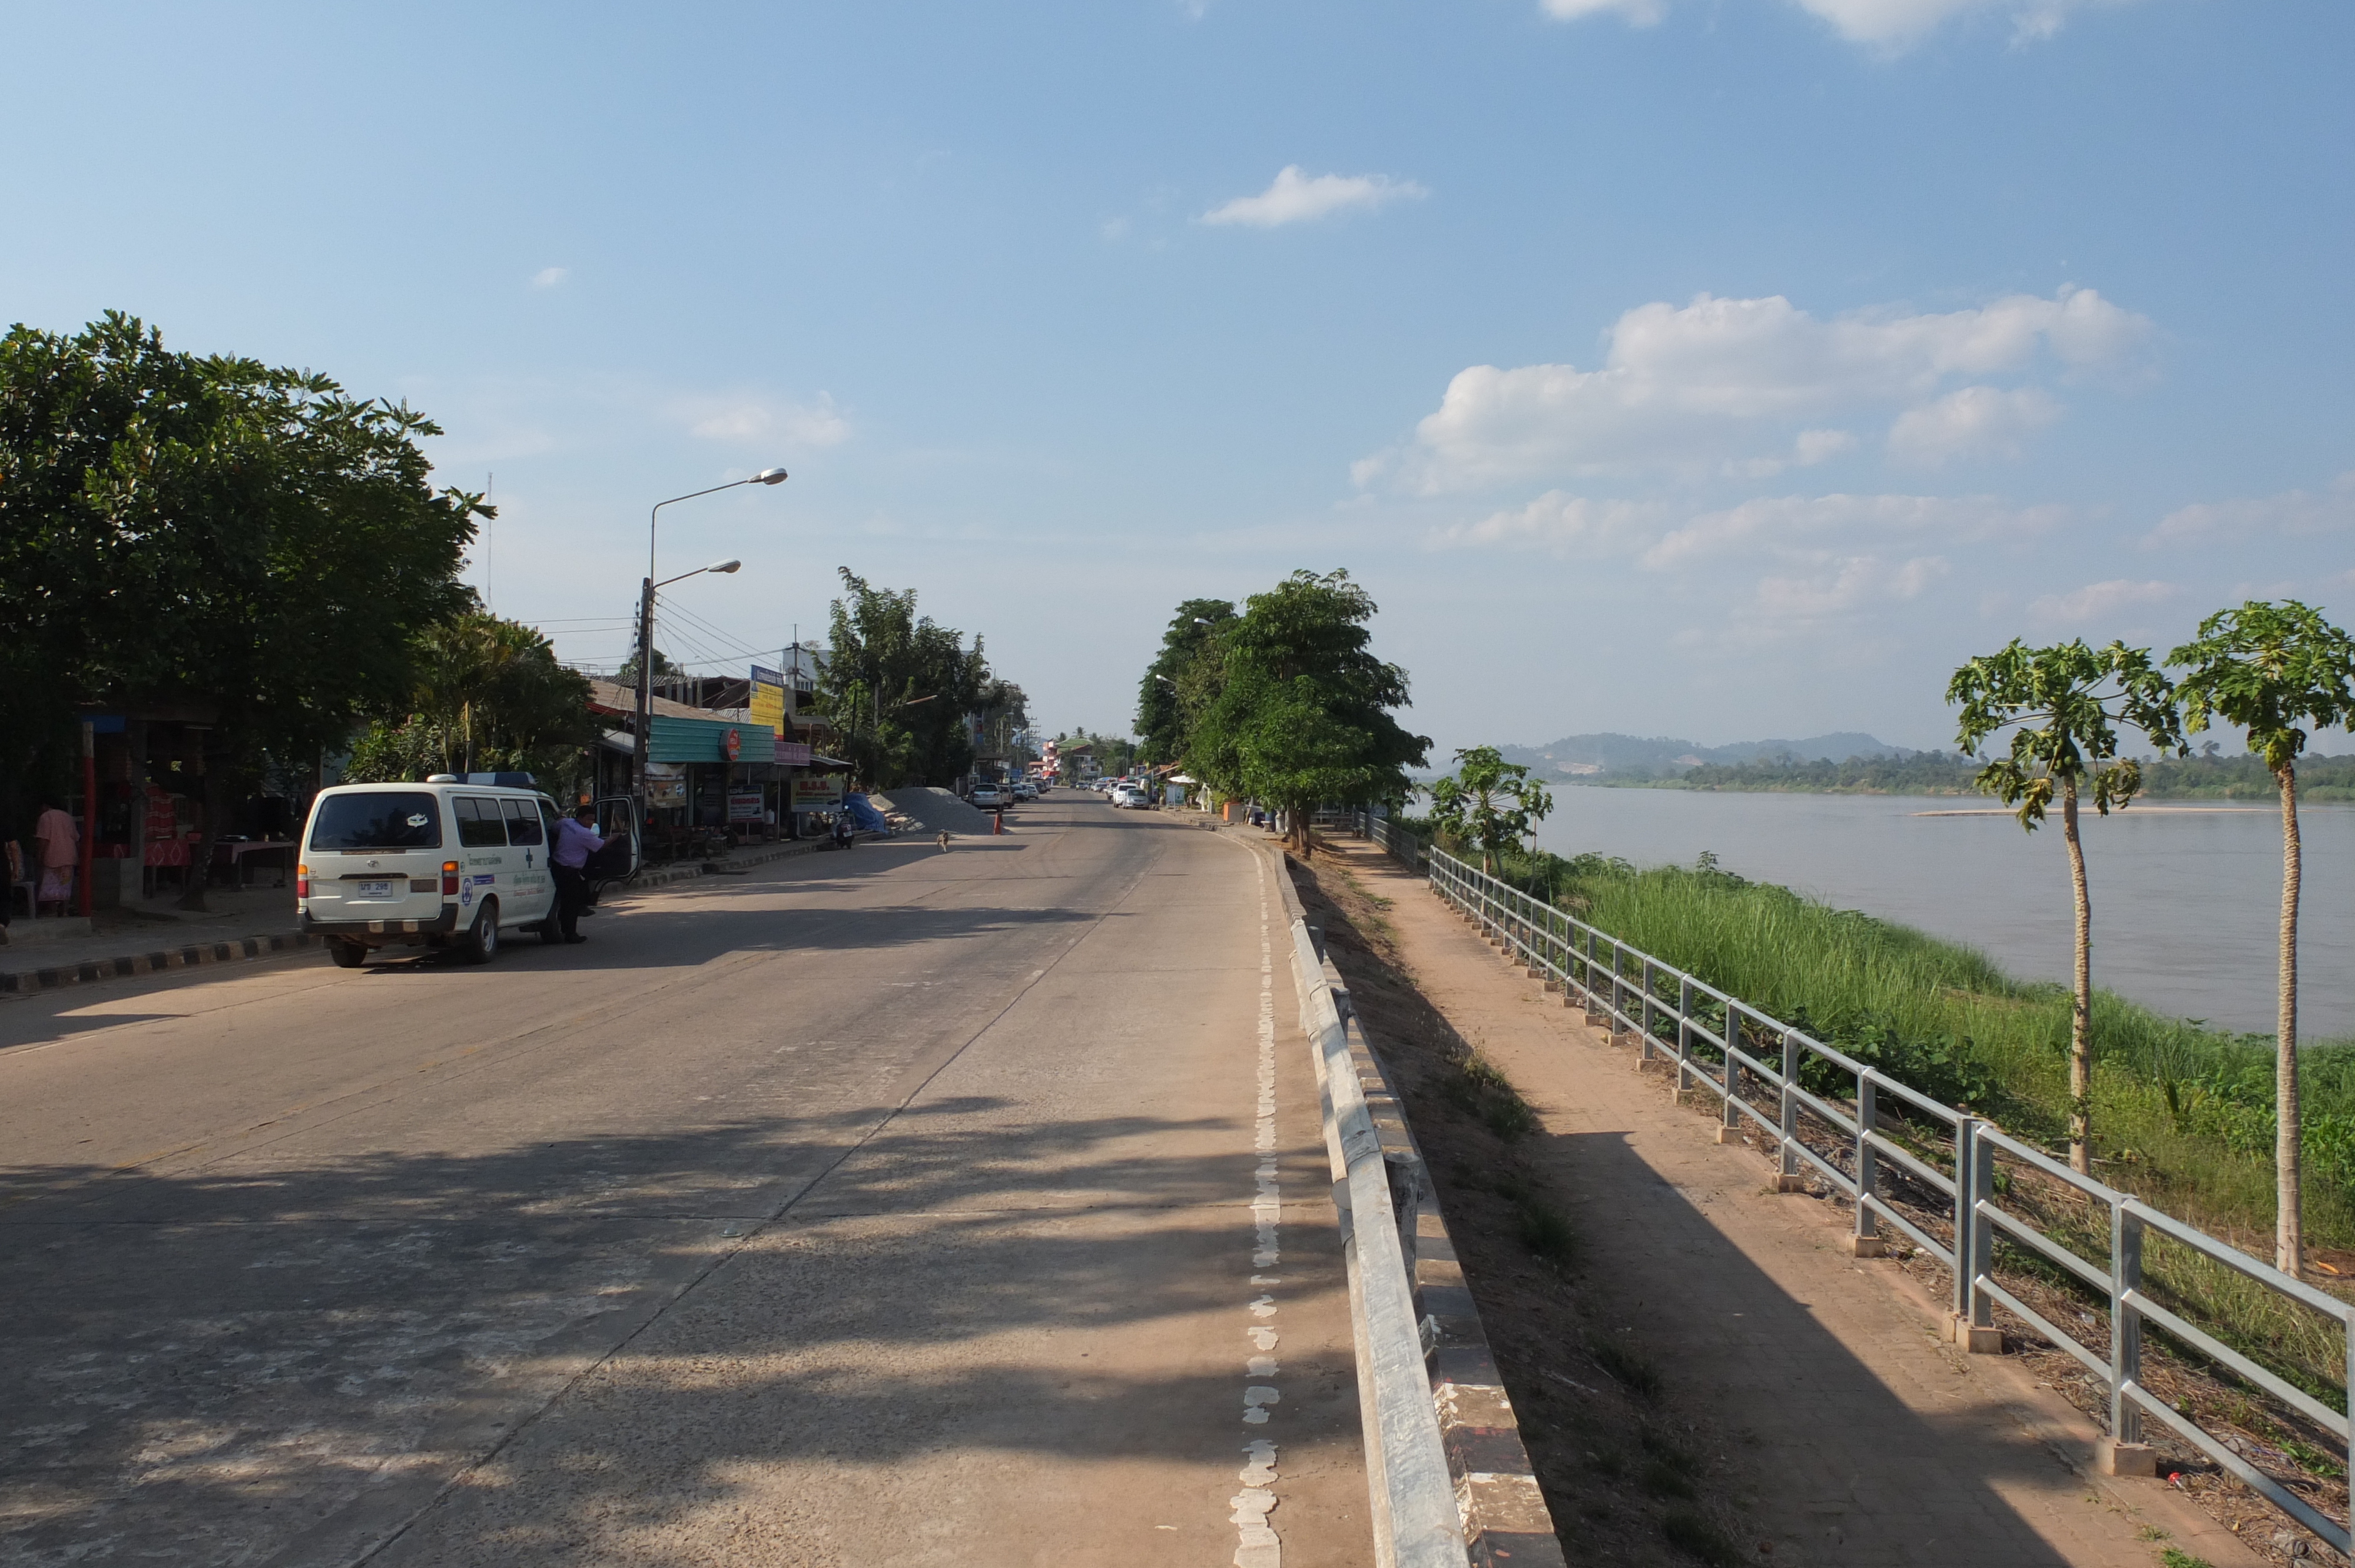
[355,881,394,898]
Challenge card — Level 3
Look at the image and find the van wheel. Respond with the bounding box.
[463,901,500,964]
[329,940,367,969]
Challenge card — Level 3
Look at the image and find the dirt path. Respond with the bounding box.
[1311,836,2258,1568]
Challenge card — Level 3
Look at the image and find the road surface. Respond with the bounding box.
[0,797,1367,1566]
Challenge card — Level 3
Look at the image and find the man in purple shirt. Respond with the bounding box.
[549,805,604,944]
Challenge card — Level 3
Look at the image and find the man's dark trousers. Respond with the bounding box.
[552,863,588,938]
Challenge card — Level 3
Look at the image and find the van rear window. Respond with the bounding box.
[310,793,442,851]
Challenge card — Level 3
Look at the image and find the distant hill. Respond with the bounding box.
[1495,732,1915,780]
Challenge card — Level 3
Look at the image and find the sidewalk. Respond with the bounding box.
[0,838,833,998]
[1317,837,2258,1568]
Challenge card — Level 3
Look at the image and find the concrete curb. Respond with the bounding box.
[0,931,323,996]
[1263,840,1565,1567]
[0,834,862,998]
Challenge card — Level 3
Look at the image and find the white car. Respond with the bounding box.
[298,777,616,968]
[971,785,1006,808]
[1011,780,1038,801]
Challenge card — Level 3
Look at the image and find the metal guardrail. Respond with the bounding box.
[1345,810,2355,1554]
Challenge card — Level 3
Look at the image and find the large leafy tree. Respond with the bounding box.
[345,610,596,790]
[1135,599,1236,767]
[1948,639,2184,1174]
[1189,570,1428,858]
[0,313,482,908]
[817,569,993,789]
[2170,600,2355,1278]
[1429,745,1554,876]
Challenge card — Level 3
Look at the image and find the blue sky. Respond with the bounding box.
[5,1,2349,755]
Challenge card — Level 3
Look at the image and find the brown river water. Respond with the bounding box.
[1524,790,2354,1041]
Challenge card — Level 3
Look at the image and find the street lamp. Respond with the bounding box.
[636,473,784,815]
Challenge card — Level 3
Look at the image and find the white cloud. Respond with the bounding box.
[1540,0,1666,21]
[1429,491,1668,554]
[1538,0,2147,51]
[1429,487,2062,573]
[1795,428,1859,466]
[1202,166,1428,228]
[1379,287,2143,491]
[2145,471,2355,546]
[687,391,851,449]
[1792,0,2143,49]
[1641,491,2061,569]
[530,265,569,290]
[1886,385,2062,467]
[1756,553,1948,619]
[2027,577,2176,624]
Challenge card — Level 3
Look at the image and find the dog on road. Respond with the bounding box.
[937,830,953,852]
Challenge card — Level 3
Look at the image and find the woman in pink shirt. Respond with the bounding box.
[34,799,78,915]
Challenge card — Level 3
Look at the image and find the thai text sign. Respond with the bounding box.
[749,664,787,733]
[791,773,845,810]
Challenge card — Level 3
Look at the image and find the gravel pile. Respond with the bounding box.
[882,787,999,837]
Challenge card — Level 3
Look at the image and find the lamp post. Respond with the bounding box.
[636,468,785,817]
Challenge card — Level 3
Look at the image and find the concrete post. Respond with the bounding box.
[1718,1002,1743,1144]
[1955,1127,2000,1353]
[1852,1074,1881,1255]
[1776,1031,1805,1191]
[2098,1202,2152,1474]
[1637,959,1655,1062]
[1675,976,1694,1101]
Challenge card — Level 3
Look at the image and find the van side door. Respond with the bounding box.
[502,798,555,922]
[451,796,510,919]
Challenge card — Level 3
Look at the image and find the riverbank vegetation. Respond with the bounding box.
[1392,817,2355,1253]
[1587,749,2355,799]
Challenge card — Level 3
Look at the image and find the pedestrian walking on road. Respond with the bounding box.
[549,804,603,944]
[34,798,78,916]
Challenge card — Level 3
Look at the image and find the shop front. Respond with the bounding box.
[641,716,777,862]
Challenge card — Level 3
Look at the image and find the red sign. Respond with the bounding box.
[722,727,742,761]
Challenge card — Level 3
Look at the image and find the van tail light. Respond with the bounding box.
[442,861,460,896]
[296,865,310,899]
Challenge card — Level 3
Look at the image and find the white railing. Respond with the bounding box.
[1388,832,2353,1553]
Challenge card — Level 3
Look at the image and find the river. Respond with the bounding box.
[1521,789,2355,1041]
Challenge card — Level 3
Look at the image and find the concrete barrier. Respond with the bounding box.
[1268,846,1564,1567]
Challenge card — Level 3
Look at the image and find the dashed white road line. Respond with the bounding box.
[1230,851,1283,1568]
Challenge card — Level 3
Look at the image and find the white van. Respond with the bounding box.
[298,778,576,968]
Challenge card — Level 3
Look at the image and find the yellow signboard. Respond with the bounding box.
[749,679,785,733]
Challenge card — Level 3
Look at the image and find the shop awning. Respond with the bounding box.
[647,713,751,764]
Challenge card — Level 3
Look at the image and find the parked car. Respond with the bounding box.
[1011,780,1038,801]
[297,777,638,968]
[971,785,1006,808]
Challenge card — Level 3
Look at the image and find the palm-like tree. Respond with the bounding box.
[1949,639,2183,1174]
[1428,746,1554,876]
[2171,600,2355,1278]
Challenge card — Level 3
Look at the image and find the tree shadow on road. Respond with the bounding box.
[1,1098,1349,1566]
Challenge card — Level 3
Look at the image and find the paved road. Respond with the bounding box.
[0,798,1368,1566]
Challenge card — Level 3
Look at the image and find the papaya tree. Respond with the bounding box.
[2171,600,2355,1278]
[1428,745,1554,876]
[1948,639,2183,1174]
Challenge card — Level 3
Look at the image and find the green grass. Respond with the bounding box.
[1391,819,2355,1256]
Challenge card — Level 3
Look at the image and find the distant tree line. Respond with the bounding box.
[1616,748,2355,799]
